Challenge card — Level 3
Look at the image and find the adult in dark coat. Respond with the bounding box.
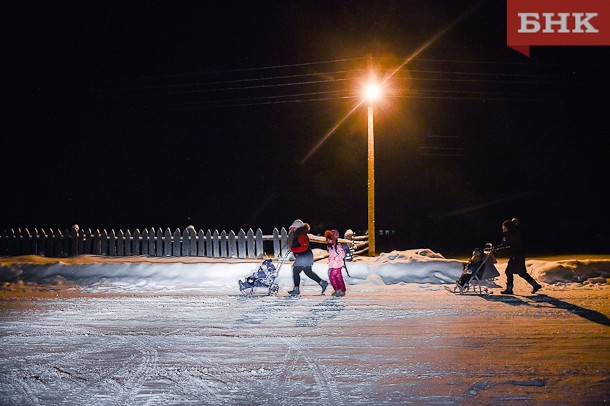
[286,219,328,296]
[494,218,542,294]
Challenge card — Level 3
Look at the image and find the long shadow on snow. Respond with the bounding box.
[479,294,610,327]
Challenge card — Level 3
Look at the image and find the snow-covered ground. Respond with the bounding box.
[1,250,609,405]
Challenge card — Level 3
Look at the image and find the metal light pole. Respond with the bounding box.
[367,100,376,257]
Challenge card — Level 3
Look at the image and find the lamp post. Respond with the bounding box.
[364,81,380,257]
[367,98,376,257]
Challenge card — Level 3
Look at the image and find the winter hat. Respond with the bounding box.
[344,229,354,239]
[290,219,304,229]
[502,218,519,230]
[324,229,337,244]
[331,229,340,239]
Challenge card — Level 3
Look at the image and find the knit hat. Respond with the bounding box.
[290,219,304,229]
[324,229,337,244]
[502,218,519,230]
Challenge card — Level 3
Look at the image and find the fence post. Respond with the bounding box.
[197,229,206,256]
[220,230,228,258]
[228,230,237,258]
[189,228,197,255]
[92,229,101,255]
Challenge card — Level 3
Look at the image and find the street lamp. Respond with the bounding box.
[364,81,381,257]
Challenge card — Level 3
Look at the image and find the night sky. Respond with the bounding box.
[3,1,610,255]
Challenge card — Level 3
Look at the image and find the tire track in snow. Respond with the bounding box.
[0,374,41,406]
[282,336,344,406]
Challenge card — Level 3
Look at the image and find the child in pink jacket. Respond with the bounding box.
[324,229,347,296]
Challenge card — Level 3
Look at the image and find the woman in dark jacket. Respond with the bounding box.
[286,219,328,296]
[495,218,542,295]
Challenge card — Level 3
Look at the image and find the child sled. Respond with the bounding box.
[450,244,500,295]
[238,254,288,297]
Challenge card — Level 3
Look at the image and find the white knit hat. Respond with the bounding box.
[290,219,304,229]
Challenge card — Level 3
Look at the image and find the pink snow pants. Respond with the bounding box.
[329,267,346,292]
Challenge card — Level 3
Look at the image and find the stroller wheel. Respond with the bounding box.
[270,284,279,295]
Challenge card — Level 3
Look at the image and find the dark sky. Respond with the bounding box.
[2,1,610,255]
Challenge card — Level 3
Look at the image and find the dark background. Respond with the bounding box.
[2,1,609,256]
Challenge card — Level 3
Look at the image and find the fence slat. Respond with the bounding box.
[156,228,163,257]
[182,228,191,256]
[84,229,93,254]
[228,231,237,258]
[132,229,140,255]
[220,230,228,258]
[255,228,264,259]
[117,229,125,256]
[125,229,132,256]
[164,228,172,257]
[246,228,255,259]
[280,227,289,257]
[141,229,149,256]
[205,230,213,258]
[212,230,220,258]
[108,230,117,256]
[101,229,109,255]
[173,228,181,256]
[237,229,246,259]
[197,229,206,256]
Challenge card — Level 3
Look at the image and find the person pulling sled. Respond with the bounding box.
[286,219,329,296]
[494,218,542,295]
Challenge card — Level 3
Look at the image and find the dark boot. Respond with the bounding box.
[287,286,300,295]
[320,280,329,294]
[500,284,513,294]
[531,283,542,294]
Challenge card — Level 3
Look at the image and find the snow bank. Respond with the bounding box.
[1,250,610,290]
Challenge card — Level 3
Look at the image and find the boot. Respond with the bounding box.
[337,290,345,297]
[331,290,342,297]
[531,283,542,294]
[287,286,300,296]
[320,280,329,294]
[238,280,245,290]
[500,285,513,294]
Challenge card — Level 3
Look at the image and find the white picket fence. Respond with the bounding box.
[0,227,369,259]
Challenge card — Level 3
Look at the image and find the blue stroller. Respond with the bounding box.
[238,258,284,296]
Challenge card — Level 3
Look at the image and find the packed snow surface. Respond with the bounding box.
[1,249,609,405]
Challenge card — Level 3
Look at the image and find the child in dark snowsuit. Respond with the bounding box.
[324,229,347,296]
[457,248,485,289]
